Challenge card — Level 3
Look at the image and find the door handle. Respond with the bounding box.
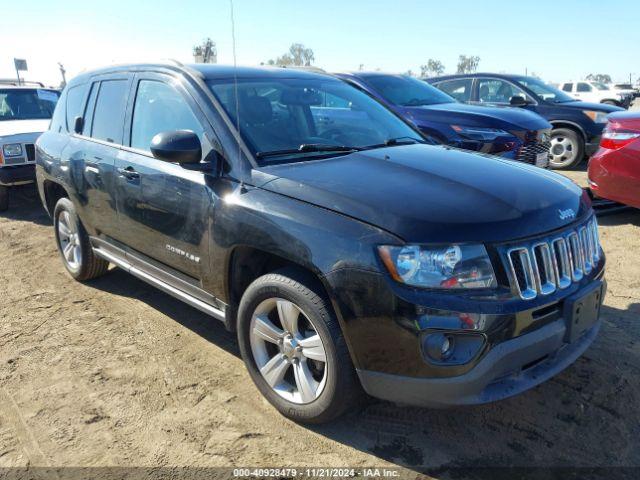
[117,166,139,180]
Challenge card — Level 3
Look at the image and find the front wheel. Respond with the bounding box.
[549,128,584,169]
[237,269,361,424]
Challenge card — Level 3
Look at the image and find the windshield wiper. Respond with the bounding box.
[256,143,361,159]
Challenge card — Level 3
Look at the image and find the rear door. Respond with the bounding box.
[67,74,132,238]
[114,72,213,281]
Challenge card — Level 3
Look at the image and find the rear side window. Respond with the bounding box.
[436,79,473,102]
[577,82,591,92]
[562,83,573,92]
[91,80,129,144]
[65,84,88,131]
[130,80,204,151]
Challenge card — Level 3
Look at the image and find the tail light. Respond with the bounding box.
[600,123,640,150]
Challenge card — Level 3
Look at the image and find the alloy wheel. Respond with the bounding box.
[58,211,82,270]
[249,298,328,404]
[549,134,578,168]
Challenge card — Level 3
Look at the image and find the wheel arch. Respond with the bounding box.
[549,121,587,141]
[42,180,70,217]
[224,246,338,332]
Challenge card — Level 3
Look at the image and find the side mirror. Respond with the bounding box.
[73,116,84,134]
[509,95,529,107]
[150,130,202,164]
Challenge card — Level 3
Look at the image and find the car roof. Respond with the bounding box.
[67,62,337,87]
[428,73,531,82]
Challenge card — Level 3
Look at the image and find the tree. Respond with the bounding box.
[268,43,315,67]
[420,59,445,78]
[456,55,480,74]
[193,38,217,64]
[405,69,416,77]
[585,73,612,84]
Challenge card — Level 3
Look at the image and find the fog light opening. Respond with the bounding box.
[425,333,455,361]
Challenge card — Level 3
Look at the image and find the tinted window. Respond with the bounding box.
[577,82,592,92]
[82,83,99,135]
[478,79,527,104]
[363,75,454,106]
[514,76,575,103]
[436,79,473,102]
[91,80,129,144]
[0,88,59,121]
[49,88,68,133]
[65,84,88,130]
[562,83,573,92]
[130,80,203,151]
[208,77,422,165]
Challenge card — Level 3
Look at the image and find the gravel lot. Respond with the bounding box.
[1,161,639,477]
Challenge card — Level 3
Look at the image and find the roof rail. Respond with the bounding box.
[165,58,184,67]
[0,79,45,87]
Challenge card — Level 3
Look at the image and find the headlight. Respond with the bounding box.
[583,110,609,123]
[2,143,23,157]
[378,244,497,289]
[451,125,511,141]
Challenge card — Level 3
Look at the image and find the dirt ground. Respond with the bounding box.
[1,167,639,478]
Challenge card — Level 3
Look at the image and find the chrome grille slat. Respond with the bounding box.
[505,217,601,300]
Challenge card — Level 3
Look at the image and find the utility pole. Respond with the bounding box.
[58,63,67,88]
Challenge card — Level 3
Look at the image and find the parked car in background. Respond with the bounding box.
[560,80,631,108]
[588,111,640,208]
[37,63,605,423]
[612,83,639,99]
[429,74,624,169]
[0,82,60,211]
[335,72,552,168]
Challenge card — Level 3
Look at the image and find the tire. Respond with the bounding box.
[237,268,361,424]
[549,128,584,169]
[53,197,109,281]
[0,186,8,212]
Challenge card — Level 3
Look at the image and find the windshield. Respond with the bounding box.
[363,75,454,106]
[514,77,575,103]
[0,88,60,121]
[208,77,424,165]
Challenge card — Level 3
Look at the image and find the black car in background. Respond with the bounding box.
[428,74,624,169]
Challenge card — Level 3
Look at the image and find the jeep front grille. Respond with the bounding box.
[505,217,601,300]
[25,144,35,162]
[516,139,551,165]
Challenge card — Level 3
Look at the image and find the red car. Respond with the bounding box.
[588,111,640,208]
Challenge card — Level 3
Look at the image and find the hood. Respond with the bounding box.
[0,119,50,138]
[401,102,551,131]
[259,144,588,244]
[554,100,624,113]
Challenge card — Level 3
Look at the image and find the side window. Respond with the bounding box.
[577,82,592,92]
[130,80,204,152]
[478,79,526,104]
[562,83,573,92]
[436,79,472,102]
[49,88,68,133]
[65,84,88,131]
[91,80,129,144]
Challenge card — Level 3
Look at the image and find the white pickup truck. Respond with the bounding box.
[560,80,631,108]
[0,82,60,211]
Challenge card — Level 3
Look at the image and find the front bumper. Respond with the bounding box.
[358,314,600,408]
[0,164,36,186]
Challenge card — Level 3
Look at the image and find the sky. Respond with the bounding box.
[2,0,639,87]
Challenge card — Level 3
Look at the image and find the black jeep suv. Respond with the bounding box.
[36,63,605,423]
